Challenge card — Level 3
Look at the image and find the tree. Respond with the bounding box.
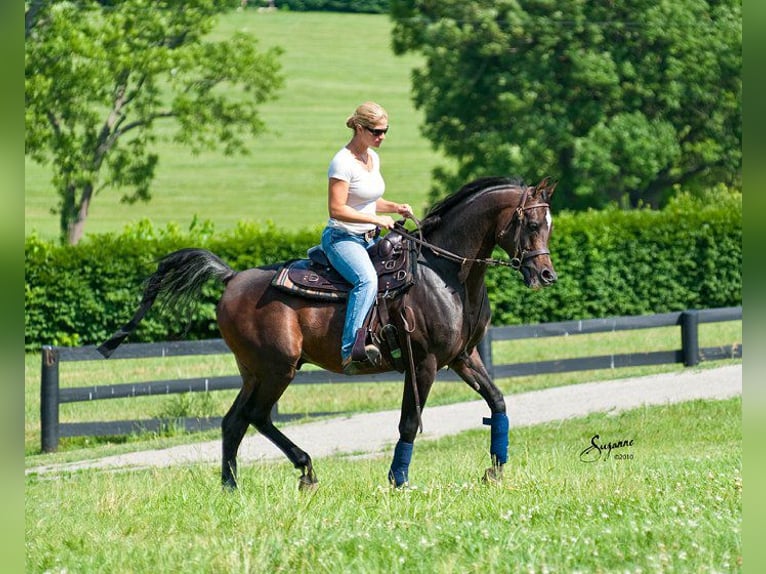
[390,0,741,210]
[25,0,283,244]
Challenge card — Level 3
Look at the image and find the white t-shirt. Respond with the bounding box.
[326,147,385,234]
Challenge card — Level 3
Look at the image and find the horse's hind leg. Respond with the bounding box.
[221,388,250,489]
[222,365,317,491]
[246,371,317,490]
[449,348,508,483]
[250,407,318,490]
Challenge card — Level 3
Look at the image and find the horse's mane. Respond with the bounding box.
[420,176,525,234]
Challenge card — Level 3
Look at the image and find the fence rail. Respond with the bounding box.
[40,306,742,452]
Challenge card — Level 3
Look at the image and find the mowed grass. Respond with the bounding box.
[24,320,741,463]
[24,11,447,241]
[25,397,742,573]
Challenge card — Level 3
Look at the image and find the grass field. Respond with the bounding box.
[25,397,741,573]
[24,11,447,241]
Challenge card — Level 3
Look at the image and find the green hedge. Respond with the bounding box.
[486,192,742,325]
[25,193,741,351]
[25,219,323,351]
[270,0,390,14]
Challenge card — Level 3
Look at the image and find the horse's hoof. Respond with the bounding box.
[482,466,504,484]
[222,478,238,491]
[298,467,319,492]
[298,476,319,492]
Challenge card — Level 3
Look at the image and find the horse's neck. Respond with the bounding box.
[427,194,508,264]
[419,201,498,337]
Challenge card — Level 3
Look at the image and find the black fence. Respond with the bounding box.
[39,307,742,452]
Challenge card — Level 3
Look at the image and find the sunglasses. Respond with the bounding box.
[366,126,389,137]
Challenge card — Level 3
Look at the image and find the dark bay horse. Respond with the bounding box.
[99,176,557,489]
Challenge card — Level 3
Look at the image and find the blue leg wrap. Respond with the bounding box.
[388,440,413,487]
[482,412,509,465]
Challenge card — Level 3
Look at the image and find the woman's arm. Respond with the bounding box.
[375,198,413,216]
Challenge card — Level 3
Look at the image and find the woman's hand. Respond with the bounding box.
[376,215,396,229]
[396,203,414,217]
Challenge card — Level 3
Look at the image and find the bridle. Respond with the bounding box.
[495,186,551,270]
[392,186,551,272]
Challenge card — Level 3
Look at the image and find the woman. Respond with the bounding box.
[320,101,413,375]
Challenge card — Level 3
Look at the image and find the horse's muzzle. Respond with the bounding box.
[539,266,557,286]
[521,263,557,289]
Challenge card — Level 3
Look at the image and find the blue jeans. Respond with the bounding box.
[321,226,378,361]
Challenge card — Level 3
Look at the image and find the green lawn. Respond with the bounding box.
[25,397,742,573]
[24,11,447,241]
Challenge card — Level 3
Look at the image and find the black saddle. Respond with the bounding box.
[271,234,416,301]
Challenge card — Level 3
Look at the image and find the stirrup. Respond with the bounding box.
[364,344,382,366]
[342,345,382,375]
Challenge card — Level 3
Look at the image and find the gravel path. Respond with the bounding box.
[26,364,741,476]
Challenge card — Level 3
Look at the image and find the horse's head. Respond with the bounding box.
[496,178,558,289]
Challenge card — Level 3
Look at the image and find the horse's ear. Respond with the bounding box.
[535,177,557,202]
[543,180,557,202]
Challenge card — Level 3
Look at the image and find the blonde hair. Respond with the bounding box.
[345,101,388,131]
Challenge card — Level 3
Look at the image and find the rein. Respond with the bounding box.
[392,194,550,272]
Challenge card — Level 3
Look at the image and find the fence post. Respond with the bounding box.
[680,310,700,367]
[40,346,61,453]
[478,329,495,380]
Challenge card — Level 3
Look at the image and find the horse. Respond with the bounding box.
[98,176,557,490]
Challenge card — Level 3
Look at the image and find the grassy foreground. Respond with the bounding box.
[25,397,741,573]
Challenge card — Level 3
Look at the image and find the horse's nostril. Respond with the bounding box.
[540,268,557,284]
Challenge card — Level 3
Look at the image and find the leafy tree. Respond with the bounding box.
[390,0,741,210]
[25,0,284,244]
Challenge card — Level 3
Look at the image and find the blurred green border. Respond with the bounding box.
[742,0,762,571]
[6,3,24,572]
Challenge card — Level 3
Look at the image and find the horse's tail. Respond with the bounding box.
[97,248,237,358]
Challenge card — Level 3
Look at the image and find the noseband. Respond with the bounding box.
[496,187,550,270]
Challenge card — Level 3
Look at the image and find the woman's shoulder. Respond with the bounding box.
[328,147,356,179]
[330,147,354,162]
[329,147,354,167]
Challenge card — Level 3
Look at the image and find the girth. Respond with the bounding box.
[271,234,416,301]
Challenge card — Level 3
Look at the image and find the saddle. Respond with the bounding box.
[272,233,417,372]
[271,233,416,302]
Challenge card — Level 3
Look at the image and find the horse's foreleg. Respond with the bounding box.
[450,348,508,482]
[390,357,436,488]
